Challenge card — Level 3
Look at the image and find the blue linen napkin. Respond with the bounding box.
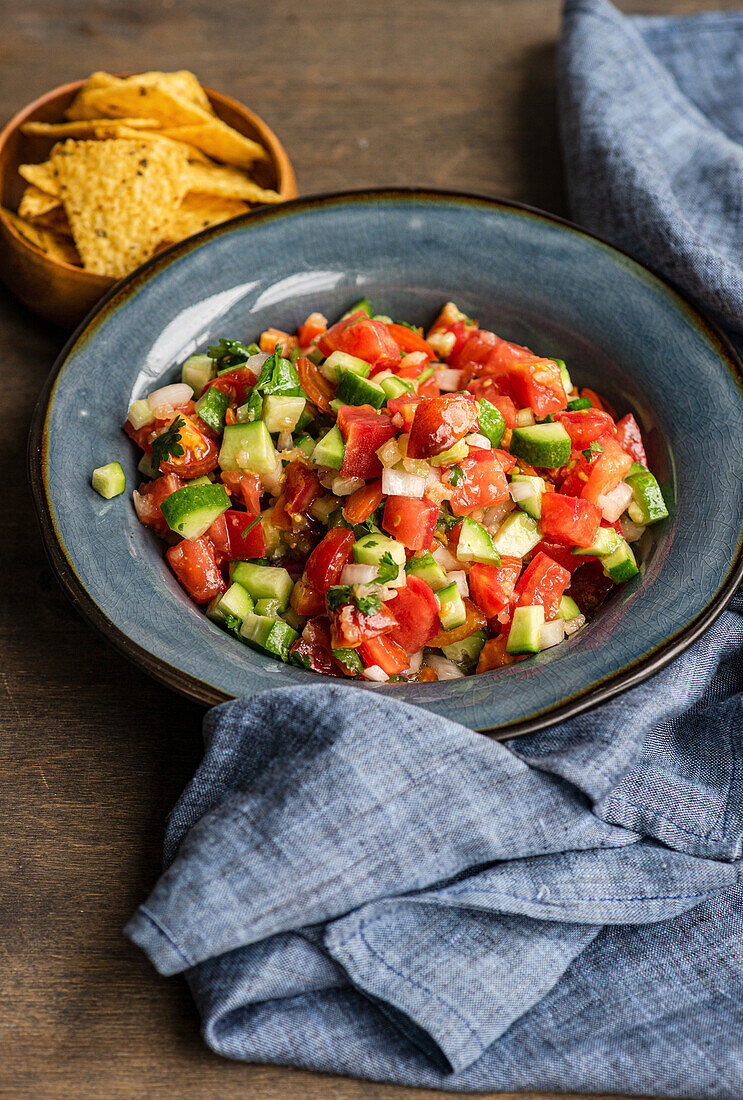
[126,1,743,1095]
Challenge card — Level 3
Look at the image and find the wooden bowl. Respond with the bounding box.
[0,78,297,329]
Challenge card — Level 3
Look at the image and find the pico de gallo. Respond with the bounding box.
[115,300,668,682]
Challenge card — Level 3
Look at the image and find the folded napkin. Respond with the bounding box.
[127,2,743,1095]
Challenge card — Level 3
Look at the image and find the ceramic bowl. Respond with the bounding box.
[29,190,743,737]
[0,78,297,328]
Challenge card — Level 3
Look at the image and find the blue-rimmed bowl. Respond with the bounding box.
[28,190,743,737]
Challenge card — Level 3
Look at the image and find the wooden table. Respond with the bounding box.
[3,1,736,1096]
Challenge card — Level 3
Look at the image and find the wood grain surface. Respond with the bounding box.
[2,1,736,1096]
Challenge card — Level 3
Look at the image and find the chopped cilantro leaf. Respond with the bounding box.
[375,551,399,585]
[221,612,242,634]
[354,594,383,616]
[206,338,254,367]
[332,647,362,675]
[253,349,305,399]
[327,585,352,611]
[448,464,465,486]
[437,505,459,531]
[290,650,312,670]
[581,440,605,462]
[396,320,421,333]
[150,415,186,472]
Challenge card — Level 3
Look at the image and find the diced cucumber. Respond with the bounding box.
[127,398,154,430]
[295,405,316,433]
[342,297,373,318]
[477,399,506,448]
[442,628,487,669]
[567,397,592,411]
[506,604,545,655]
[207,582,255,626]
[137,452,159,480]
[259,509,287,558]
[332,647,363,676]
[160,483,230,539]
[91,461,126,499]
[510,474,545,520]
[255,597,281,617]
[602,539,639,582]
[219,422,277,476]
[294,433,317,459]
[312,425,345,470]
[572,527,622,557]
[240,613,298,661]
[320,350,371,383]
[456,517,500,564]
[557,594,581,620]
[310,495,340,524]
[429,439,469,467]
[182,353,216,393]
[372,314,393,323]
[493,511,541,557]
[336,370,386,409]
[262,394,306,433]
[195,386,228,433]
[510,422,571,468]
[189,475,213,486]
[379,374,414,400]
[229,562,294,611]
[329,398,344,416]
[405,551,448,591]
[553,358,572,398]
[437,581,467,630]
[625,468,669,525]
[354,533,406,586]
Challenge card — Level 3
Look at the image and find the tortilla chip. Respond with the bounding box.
[29,206,73,237]
[65,71,123,120]
[18,185,61,219]
[51,137,189,277]
[112,127,214,164]
[3,208,80,265]
[131,70,214,114]
[18,160,60,196]
[76,76,212,129]
[164,194,249,242]
[185,163,280,204]
[21,117,161,138]
[156,122,267,169]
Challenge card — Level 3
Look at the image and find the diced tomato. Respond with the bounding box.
[290,574,326,616]
[397,357,440,399]
[531,540,588,572]
[386,394,422,432]
[220,470,261,513]
[501,355,567,418]
[407,394,478,459]
[385,322,435,359]
[382,496,439,550]
[469,557,522,618]
[358,634,410,676]
[515,552,571,620]
[270,494,292,530]
[141,413,220,479]
[342,480,383,523]
[450,329,499,372]
[337,405,396,479]
[218,510,265,560]
[476,634,526,672]
[317,315,402,366]
[297,312,328,347]
[428,598,487,647]
[581,436,633,505]
[448,449,510,515]
[385,575,440,652]
[284,460,322,519]
[555,409,616,450]
[329,601,398,649]
[614,413,647,465]
[464,383,518,429]
[491,448,518,473]
[580,388,617,418]
[289,616,343,677]
[296,356,334,414]
[124,400,196,452]
[305,527,355,591]
[539,493,602,548]
[568,560,615,614]
[260,328,297,355]
[428,305,477,359]
[132,473,185,538]
[206,365,256,404]
[165,537,226,604]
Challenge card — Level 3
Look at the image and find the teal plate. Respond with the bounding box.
[28,190,743,737]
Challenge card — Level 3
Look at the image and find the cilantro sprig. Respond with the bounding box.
[326,585,383,617]
[242,348,306,422]
[151,415,186,472]
[206,338,257,368]
[355,594,383,616]
[581,440,604,462]
[447,464,465,486]
[375,551,399,585]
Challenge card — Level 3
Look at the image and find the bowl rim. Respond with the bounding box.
[0,73,297,280]
[28,186,743,738]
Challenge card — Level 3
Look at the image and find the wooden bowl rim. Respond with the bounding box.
[0,74,296,282]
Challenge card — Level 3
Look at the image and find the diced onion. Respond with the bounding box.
[261,458,284,497]
[246,352,270,372]
[598,481,634,522]
[390,413,404,429]
[516,408,535,427]
[447,570,469,597]
[564,614,586,636]
[277,430,293,451]
[147,383,193,416]
[428,331,456,359]
[539,618,565,650]
[424,653,465,680]
[400,351,428,370]
[382,467,427,498]
[406,649,424,674]
[377,438,403,468]
[432,542,460,572]
[341,564,378,585]
[621,516,646,543]
[331,475,365,496]
[362,664,389,682]
[509,481,534,503]
[402,456,430,477]
[465,432,491,450]
[434,368,463,392]
[483,500,515,528]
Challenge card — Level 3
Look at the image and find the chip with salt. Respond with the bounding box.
[131,71,214,115]
[65,71,123,120]
[184,163,281,204]
[51,138,190,277]
[157,121,268,170]
[18,160,60,196]
[3,208,80,265]
[75,77,212,130]
[162,194,249,243]
[18,185,61,219]
[21,118,161,139]
[29,206,73,237]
